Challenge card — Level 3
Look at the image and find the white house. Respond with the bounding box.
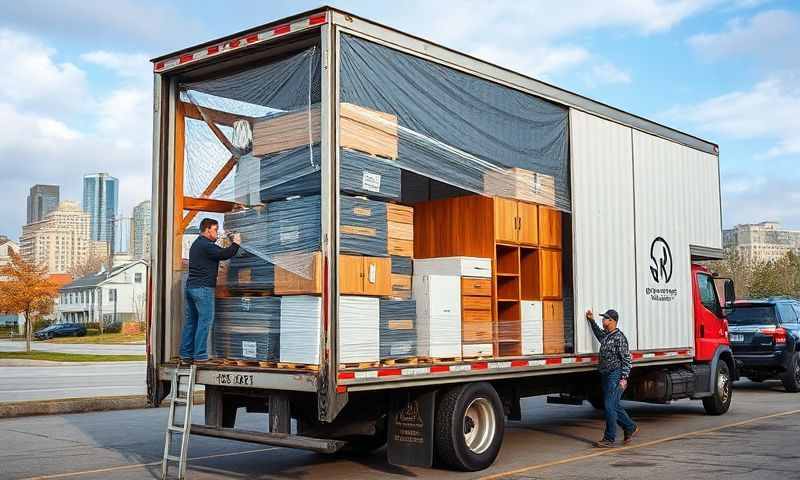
[57,260,148,326]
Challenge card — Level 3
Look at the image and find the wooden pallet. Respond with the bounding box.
[340,361,380,369]
[277,362,320,371]
[218,289,275,297]
[419,356,463,364]
[258,361,277,368]
[462,355,493,361]
[381,357,419,366]
[235,360,260,367]
[222,359,239,366]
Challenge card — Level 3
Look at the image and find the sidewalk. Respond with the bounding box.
[0,339,145,355]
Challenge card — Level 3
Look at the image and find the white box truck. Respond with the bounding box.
[148,7,737,471]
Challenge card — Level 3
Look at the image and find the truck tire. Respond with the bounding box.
[434,382,504,471]
[780,352,800,393]
[703,360,732,415]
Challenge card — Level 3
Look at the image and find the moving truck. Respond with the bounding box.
[148,7,737,471]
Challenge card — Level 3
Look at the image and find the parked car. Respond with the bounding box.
[34,323,87,340]
[729,297,800,391]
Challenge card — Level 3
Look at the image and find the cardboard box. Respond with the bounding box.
[484,167,556,207]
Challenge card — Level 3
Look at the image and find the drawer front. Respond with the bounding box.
[462,343,493,356]
[461,277,492,296]
[459,258,492,278]
[462,295,492,311]
[462,309,492,323]
[463,320,493,342]
[387,238,413,257]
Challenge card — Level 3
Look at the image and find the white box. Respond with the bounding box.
[338,296,380,363]
[521,300,544,355]
[413,275,461,358]
[463,343,493,357]
[279,296,322,364]
[413,257,492,279]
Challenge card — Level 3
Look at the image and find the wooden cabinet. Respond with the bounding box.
[462,278,492,296]
[543,300,565,354]
[539,250,562,299]
[462,276,493,350]
[340,255,391,296]
[493,198,539,245]
[539,206,562,248]
[275,253,390,296]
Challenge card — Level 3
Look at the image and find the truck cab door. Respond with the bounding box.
[693,270,731,362]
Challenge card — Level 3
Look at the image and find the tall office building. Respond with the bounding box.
[82,173,118,246]
[723,222,800,263]
[26,185,60,224]
[131,200,151,261]
[20,201,108,274]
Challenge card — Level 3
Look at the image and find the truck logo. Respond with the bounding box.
[649,237,673,283]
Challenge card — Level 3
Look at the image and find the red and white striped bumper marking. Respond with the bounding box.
[153,12,327,72]
[336,350,692,382]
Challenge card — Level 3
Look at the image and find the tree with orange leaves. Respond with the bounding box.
[0,252,59,353]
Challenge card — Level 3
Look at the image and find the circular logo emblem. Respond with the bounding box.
[649,237,673,284]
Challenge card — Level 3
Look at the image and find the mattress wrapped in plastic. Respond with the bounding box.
[226,253,275,291]
[379,299,417,359]
[264,195,322,255]
[340,195,388,257]
[213,297,280,362]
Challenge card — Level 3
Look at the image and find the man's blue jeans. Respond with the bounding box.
[179,287,215,361]
[601,369,636,442]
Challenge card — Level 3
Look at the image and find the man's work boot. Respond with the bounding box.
[178,358,193,367]
[624,426,640,445]
[594,439,616,448]
[194,358,223,366]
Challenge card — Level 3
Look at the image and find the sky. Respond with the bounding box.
[1,0,799,240]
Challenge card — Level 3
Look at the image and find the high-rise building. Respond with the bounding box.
[26,184,60,224]
[82,173,118,246]
[131,200,151,261]
[20,201,108,274]
[723,222,800,263]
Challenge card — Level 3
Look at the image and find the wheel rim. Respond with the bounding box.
[463,397,495,454]
[794,357,800,383]
[718,370,730,404]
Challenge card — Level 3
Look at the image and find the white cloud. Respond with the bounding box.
[470,44,590,79]
[688,9,800,66]
[722,174,800,229]
[0,29,90,113]
[584,62,632,88]
[81,51,151,80]
[665,73,800,158]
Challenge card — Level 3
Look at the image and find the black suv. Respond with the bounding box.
[728,297,800,392]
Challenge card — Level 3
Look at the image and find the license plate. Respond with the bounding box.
[730,334,744,343]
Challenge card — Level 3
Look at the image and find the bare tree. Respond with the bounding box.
[68,255,108,278]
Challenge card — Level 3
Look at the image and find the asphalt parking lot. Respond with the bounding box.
[1,379,798,480]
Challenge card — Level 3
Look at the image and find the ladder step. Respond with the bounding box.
[172,397,188,405]
[168,425,185,433]
[165,454,181,462]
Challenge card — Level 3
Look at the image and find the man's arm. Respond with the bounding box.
[204,240,239,261]
[586,312,606,342]
[618,334,632,380]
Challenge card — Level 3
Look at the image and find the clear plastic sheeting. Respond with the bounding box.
[339,33,570,211]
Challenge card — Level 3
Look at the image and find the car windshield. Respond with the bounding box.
[727,305,777,326]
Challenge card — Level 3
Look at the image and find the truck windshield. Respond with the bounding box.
[727,305,777,326]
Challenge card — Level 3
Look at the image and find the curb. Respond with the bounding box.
[0,391,205,419]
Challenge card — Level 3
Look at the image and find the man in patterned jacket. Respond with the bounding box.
[586,308,640,448]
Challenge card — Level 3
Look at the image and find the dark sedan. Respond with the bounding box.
[34,323,87,340]
[729,297,800,392]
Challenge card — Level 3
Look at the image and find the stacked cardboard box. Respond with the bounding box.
[214,297,280,362]
[379,299,417,360]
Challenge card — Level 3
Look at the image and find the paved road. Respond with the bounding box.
[0,340,145,356]
[0,362,146,402]
[1,380,798,479]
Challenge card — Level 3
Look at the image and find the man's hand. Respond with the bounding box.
[619,378,628,391]
[232,233,242,245]
[585,309,594,321]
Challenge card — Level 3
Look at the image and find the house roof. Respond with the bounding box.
[60,260,146,291]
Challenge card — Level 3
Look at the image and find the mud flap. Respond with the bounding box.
[387,389,436,467]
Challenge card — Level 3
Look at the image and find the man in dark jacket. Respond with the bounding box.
[179,218,240,366]
[586,308,639,447]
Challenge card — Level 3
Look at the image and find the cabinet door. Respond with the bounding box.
[362,257,392,296]
[517,202,539,245]
[539,249,563,299]
[539,206,562,248]
[493,197,518,243]
[543,300,565,354]
[339,254,364,294]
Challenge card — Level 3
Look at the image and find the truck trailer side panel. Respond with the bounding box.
[632,130,722,350]
[570,109,639,354]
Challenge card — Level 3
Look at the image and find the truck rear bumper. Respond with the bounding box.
[191,425,345,453]
[159,364,318,392]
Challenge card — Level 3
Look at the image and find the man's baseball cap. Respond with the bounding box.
[600,309,619,322]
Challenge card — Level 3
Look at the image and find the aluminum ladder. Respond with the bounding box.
[161,365,196,480]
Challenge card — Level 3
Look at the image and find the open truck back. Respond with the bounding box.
[148,7,737,471]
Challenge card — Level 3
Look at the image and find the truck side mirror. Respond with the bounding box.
[714,277,736,316]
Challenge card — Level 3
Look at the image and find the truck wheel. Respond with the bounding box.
[780,353,800,393]
[703,361,732,415]
[435,382,504,471]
